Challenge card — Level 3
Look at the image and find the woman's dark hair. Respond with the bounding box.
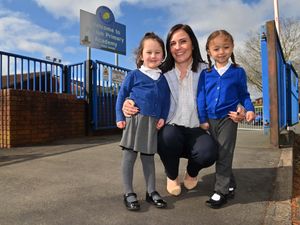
[161,24,205,73]
[134,32,165,68]
[206,29,238,71]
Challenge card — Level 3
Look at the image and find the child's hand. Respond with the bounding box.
[156,119,165,130]
[117,121,126,129]
[200,122,209,130]
[228,107,245,123]
[246,111,255,123]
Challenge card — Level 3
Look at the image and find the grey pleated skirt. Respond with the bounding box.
[120,114,158,154]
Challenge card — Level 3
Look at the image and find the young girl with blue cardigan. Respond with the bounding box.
[115,32,170,211]
[197,30,255,209]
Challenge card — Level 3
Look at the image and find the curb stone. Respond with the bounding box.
[264,147,293,225]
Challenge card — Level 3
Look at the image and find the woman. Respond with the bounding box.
[122,24,245,197]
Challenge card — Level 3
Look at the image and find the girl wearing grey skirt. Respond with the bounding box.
[115,32,170,211]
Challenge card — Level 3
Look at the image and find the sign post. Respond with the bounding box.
[80,6,126,59]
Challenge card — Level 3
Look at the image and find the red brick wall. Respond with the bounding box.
[0,89,86,148]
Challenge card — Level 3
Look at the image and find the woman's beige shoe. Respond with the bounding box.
[166,177,181,196]
[183,172,198,190]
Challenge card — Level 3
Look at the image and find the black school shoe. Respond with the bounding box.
[206,192,227,209]
[226,188,235,199]
[123,193,140,211]
[146,191,167,208]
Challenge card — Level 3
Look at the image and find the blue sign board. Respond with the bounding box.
[80,6,126,55]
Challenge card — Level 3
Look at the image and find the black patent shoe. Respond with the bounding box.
[146,191,167,208]
[123,193,140,211]
[226,188,235,199]
[206,192,227,209]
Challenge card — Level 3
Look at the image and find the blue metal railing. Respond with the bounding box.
[92,60,131,130]
[261,23,299,135]
[0,50,64,93]
[260,31,270,132]
[286,62,299,126]
[67,62,86,98]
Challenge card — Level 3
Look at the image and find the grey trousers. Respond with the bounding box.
[209,117,238,195]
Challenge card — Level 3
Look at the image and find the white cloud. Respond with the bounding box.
[0,9,64,59]
[33,0,126,21]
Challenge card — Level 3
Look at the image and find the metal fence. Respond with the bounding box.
[0,50,64,93]
[260,20,299,147]
[261,22,299,131]
[67,62,86,98]
[0,50,132,131]
[238,106,263,130]
[92,60,130,130]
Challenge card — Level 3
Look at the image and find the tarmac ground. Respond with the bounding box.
[0,130,292,225]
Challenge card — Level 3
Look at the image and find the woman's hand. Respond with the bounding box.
[228,106,246,123]
[122,99,139,117]
[156,119,165,130]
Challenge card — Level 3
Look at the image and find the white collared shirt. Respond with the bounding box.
[214,62,231,76]
[139,65,161,80]
[169,64,199,127]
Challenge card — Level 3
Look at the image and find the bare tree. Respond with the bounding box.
[236,17,300,93]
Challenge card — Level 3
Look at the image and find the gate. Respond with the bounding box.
[92,60,130,130]
[260,20,299,147]
[67,60,130,130]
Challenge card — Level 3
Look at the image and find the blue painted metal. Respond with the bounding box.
[92,60,130,130]
[67,62,86,98]
[286,62,299,126]
[0,50,64,93]
[260,26,270,134]
[260,24,299,133]
[0,51,145,131]
[7,56,10,88]
[0,54,2,89]
[275,40,287,131]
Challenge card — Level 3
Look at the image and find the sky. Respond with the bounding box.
[0,0,299,72]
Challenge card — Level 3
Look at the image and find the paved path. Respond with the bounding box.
[0,130,292,225]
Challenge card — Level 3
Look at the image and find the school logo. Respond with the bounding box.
[96,6,115,24]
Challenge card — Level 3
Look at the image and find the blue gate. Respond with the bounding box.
[260,20,299,147]
[67,60,130,130]
[92,60,130,130]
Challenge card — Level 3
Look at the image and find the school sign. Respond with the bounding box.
[80,6,126,55]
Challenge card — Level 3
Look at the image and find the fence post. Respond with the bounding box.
[266,21,280,148]
[63,65,70,93]
[85,59,93,135]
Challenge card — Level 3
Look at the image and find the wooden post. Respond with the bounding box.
[266,21,280,148]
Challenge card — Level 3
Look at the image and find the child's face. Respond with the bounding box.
[207,34,234,68]
[141,39,164,69]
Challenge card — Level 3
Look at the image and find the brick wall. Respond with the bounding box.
[0,89,86,148]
